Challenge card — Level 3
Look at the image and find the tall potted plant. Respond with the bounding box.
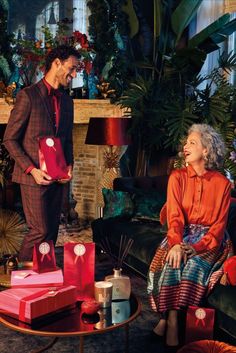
[118,0,236,177]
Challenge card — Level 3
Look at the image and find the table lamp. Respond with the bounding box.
[85,117,131,169]
[85,117,131,212]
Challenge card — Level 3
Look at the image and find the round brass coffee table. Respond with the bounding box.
[0,293,141,353]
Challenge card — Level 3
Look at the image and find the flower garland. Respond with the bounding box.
[12,19,94,87]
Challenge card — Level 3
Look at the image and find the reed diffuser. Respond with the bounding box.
[100,235,133,300]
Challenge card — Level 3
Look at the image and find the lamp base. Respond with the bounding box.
[97,167,120,207]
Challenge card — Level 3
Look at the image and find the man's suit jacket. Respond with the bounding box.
[3,79,74,186]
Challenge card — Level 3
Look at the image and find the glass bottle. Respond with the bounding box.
[5,255,18,275]
[105,268,131,300]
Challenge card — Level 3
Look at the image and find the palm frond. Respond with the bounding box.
[164,100,199,148]
[218,51,236,74]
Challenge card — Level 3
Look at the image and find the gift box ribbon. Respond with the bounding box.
[195,318,206,327]
[40,252,52,263]
[19,289,58,321]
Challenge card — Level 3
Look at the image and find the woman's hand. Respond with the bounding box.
[180,243,196,259]
[166,244,184,269]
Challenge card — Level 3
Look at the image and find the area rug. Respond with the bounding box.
[0,250,163,353]
[56,222,93,246]
[1,246,235,353]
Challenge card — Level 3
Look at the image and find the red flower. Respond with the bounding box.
[73,31,89,49]
[80,35,89,49]
[73,30,84,42]
[84,60,93,74]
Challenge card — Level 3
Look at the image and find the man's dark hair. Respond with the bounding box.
[44,45,81,73]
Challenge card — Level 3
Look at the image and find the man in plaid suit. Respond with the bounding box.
[3,45,80,261]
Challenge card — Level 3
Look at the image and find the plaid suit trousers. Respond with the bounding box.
[19,183,64,261]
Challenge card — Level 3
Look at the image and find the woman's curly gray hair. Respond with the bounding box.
[188,124,226,169]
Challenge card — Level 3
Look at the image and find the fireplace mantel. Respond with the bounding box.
[0,98,125,124]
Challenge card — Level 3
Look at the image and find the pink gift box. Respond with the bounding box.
[0,285,77,323]
[11,269,63,288]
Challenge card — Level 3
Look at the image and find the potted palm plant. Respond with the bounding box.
[118,0,236,177]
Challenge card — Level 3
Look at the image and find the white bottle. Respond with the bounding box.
[105,268,131,300]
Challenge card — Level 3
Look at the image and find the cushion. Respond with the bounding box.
[102,188,134,219]
[132,190,166,221]
[177,340,236,352]
[223,256,236,285]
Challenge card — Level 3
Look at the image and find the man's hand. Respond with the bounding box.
[180,243,196,259]
[30,168,54,185]
[166,244,184,269]
[57,166,73,184]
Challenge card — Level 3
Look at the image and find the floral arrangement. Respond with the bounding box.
[12,18,94,87]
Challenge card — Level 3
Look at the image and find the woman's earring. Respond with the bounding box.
[204,155,208,161]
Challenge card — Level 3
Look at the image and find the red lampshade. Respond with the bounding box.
[85,117,131,146]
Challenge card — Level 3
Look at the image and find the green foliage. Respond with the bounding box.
[117,0,236,177]
[0,0,8,11]
[171,0,202,43]
[87,0,135,96]
[0,0,13,83]
[0,56,11,79]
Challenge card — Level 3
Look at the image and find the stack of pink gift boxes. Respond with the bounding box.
[0,241,95,323]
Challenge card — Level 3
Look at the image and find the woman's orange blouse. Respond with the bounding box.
[167,165,231,253]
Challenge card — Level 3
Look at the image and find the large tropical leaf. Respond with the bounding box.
[170,48,206,78]
[153,0,162,40]
[122,0,139,38]
[188,13,230,49]
[171,0,202,43]
[198,19,236,54]
[213,18,236,38]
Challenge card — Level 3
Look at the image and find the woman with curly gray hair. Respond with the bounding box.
[188,124,226,170]
[148,124,233,352]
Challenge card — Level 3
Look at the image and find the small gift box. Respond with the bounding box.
[33,241,57,273]
[64,242,95,301]
[185,306,215,343]
[11,269,63,288]
[39,136,69,180]
[0,285,77,323]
